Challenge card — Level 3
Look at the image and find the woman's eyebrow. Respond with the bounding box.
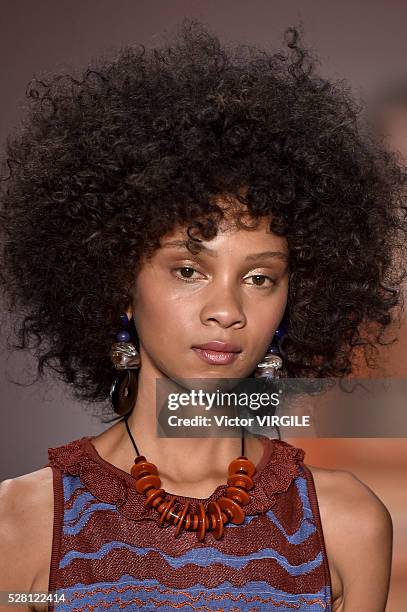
[162,240,288,262]
[161,241,288,262]
[245,251,289,262]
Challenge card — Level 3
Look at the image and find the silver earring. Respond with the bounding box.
[255,323,286,380]
[109,313,141,370]
[110,341,141,370]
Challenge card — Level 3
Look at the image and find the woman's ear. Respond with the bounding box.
[125,306,133,321]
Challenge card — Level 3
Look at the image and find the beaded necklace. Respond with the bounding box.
[124,415,256,542]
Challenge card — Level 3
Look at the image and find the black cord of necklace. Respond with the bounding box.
[123,415,141,457]
[122,415,246,458]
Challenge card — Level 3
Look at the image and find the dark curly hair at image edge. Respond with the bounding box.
[0,21,406,418]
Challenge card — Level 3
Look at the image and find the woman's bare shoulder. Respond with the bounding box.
[307,463,392,522]
[307,464,393,611]
[0,465,54,501]
[0,467,54,598]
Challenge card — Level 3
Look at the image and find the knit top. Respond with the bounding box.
[46,435,333,611]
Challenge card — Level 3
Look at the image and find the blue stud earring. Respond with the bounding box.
[255,322,287,380]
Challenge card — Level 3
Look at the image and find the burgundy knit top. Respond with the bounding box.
[46,435,333,611]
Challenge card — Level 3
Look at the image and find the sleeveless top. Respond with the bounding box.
[46,435,333,611]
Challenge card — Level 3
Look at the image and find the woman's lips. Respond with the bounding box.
[192,348,239,365]
[191,342,242,366]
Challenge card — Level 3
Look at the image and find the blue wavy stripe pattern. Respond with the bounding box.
[62,474,84,504]
[61,471,316,544]
[60,537,322,574]
[65,491,97,521]
[53,577,331,611]
[60,471,320,575]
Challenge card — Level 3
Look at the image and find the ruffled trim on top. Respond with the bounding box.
[47,435,305,523]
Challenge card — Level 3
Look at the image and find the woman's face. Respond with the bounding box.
[127,213,289,382]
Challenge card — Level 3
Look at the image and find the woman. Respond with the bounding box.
[0,21,405,612]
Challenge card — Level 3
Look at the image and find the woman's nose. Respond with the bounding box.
[199,285,246,329]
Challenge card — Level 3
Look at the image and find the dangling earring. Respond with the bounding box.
[109,313,141,416]
[255,322,287,380]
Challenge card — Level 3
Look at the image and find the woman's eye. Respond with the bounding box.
[244,274,275,287]
[173,267,203,281]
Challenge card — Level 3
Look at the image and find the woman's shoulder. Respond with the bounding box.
[307,464,393,611]
[0,466,54,528]
[308,463,392,527]
[0,466,54,598]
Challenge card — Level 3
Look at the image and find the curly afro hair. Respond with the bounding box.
[1,21,406,412]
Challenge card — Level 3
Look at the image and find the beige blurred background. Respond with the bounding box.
[0,1,406,609]
[288,83,407,611]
